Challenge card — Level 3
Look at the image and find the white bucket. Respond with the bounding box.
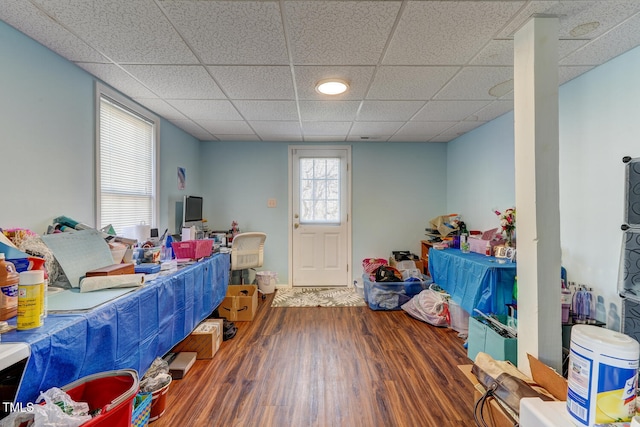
[567,325,640,427]
[256,271,277,294]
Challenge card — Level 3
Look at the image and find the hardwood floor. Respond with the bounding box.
[154,291,476,426]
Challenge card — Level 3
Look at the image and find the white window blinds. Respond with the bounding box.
[97,90,157,234]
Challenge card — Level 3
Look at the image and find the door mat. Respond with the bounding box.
[271,287,366,307]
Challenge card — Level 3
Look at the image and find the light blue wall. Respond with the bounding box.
[200,141,448,284]
[0,20,201,235]
[446,113,515,231]
[160,122,203,234]
[1,20,94,234]
[446,45,640,329]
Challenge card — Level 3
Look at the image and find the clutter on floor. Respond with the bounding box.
[219,285,258,321]
[172,318,223,359]
[361,254,430,311]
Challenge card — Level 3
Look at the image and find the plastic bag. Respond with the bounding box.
[0,387,92,427]
[401,288,449,327]
[140,357,171,393]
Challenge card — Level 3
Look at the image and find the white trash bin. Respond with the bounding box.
[256,271,277,294]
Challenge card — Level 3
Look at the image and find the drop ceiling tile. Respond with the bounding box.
[301,121,352,136]
[298,101,361,121]
[497,1,640,39]
[496,1,566,39]
[472,100,514,122]
[121,65,224,100]
[412,101,493,122]
[384,1,525,65]
[193,120,254,135]
[0,0,107,62]
[250,121,302,138]
[559,65,595,85]
[390,121,455,142]
[434,121,487,141]
[284,1,400,65]
[367,66,460,100]
[347,135,391,142]
[160,0,288,64]
[294,66,375,100]
[34,0,197,64]
[261,135,304,142]
[349,121,405,136]
[357,101,425,121]
[472,39,593,66]
[234,100,298,121]
[169,119,215,141]
[77,63,157,98]
[208,66,294,100]
[556,0,640,40]
[560,12,640,66]
[168,100,243,121]
[435,67,514,100]
[304,136,348,142]
[213,135,261,142]
[133,98,187,121]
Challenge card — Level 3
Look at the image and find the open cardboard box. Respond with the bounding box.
[459,354,567,427]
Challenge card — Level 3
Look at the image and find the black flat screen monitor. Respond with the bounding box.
[183,195,203,228]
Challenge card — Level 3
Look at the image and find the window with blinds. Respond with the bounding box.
[96,85,158,234]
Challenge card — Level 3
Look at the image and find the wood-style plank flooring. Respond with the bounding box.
[154,291,476,426]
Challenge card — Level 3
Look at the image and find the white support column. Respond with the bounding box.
[514,16,562,374]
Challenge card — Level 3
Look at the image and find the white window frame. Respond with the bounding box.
[95,83,160,232]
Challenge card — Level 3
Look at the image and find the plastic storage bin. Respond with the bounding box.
[467,316,517,365]
[448,300,470,335]
[363,274,429,310]
[172,239,213,260]
[62,369,139,427]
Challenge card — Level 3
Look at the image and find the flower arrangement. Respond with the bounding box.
[495,208,516,246]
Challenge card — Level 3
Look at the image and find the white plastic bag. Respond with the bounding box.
[0,387,92,427]
[401,288,449,327]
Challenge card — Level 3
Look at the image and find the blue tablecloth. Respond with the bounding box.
[3,253,230,404]
[428,248,516,316]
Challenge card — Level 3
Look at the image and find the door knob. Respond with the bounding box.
[294,223,299,229]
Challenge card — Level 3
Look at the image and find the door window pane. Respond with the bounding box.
[300,158,340,223]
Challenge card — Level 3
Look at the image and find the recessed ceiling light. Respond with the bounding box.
[570,21,600,38]
[315,79,349,95]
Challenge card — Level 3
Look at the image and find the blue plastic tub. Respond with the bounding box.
[362,274,430,310]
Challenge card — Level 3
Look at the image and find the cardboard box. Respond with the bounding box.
[459,364,516,427]
[172,318,223,359]
[459,354,568,427]
[219,285,258,321]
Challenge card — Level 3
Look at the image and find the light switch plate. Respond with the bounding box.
[267,198,277,208]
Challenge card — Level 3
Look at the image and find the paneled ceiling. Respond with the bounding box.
[2,1,640,142]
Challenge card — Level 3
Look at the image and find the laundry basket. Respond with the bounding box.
[256,271,277,294]
[61,369,139,427]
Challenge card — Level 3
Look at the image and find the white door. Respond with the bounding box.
[290,146,351,287]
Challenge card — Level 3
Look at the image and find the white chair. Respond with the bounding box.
[230,232,267,285]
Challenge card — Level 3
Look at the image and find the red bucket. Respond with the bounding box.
[62,369,138,427]
[149,378,171,422]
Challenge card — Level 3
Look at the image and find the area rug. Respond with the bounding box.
[271,287,367,307]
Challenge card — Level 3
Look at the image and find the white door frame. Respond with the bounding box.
[288,145,352,287]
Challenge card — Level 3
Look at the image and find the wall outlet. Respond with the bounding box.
[267,198,277,208]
